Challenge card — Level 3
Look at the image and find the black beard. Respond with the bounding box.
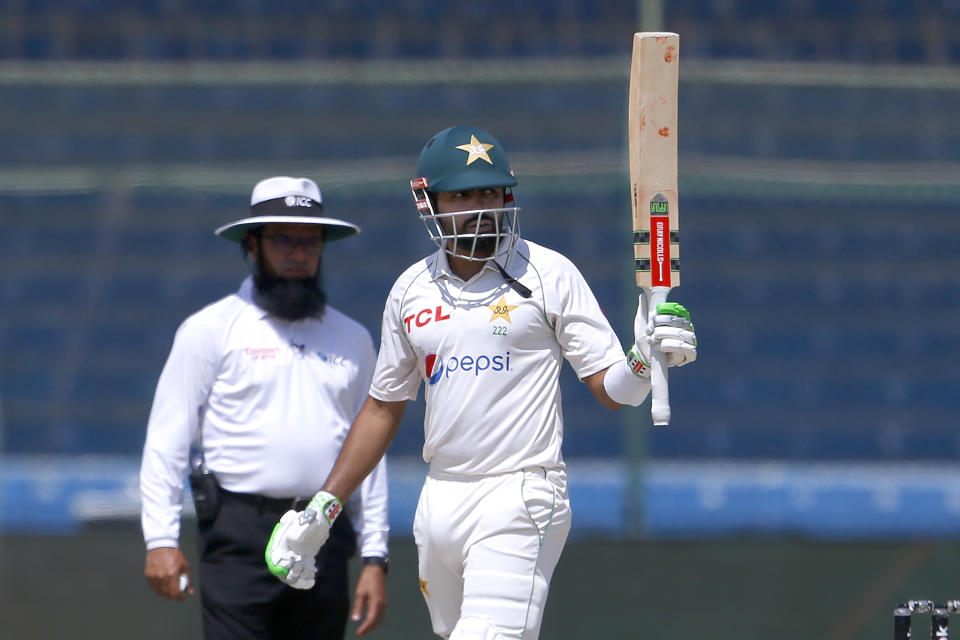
[252,262,326,321]
[453,212,503,255]
[455,235,498,254]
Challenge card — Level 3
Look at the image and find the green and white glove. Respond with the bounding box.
[632,294,697,375]
[265,510,317,589]
[265,491,342,590]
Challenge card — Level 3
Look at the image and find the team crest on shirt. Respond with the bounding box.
[487,295,518,324]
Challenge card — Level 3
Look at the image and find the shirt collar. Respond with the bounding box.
[427,240,526,283]
[427,249,455,282]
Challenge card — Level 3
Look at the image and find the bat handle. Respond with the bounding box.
[647,286,671,426]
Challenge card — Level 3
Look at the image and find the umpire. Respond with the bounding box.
[140,176,389,639]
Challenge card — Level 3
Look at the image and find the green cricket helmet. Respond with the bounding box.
[410,125,521,262]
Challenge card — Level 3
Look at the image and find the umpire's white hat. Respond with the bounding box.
[215,176,360,243]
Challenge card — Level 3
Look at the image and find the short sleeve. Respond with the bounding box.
[369,282,422,402]
[549,256,624,380]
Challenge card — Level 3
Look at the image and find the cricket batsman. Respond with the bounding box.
[265,125,698,639]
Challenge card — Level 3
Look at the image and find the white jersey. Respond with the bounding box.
[370,239,624,476]
[140,277,388,557]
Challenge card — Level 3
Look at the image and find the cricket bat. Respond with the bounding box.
[629,32,680,426]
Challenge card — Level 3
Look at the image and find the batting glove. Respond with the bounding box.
[633,293,698,374]
[265,491,343,590]
[265,510,317,589]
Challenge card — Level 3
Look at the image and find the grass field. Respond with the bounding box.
[2,522,956,639]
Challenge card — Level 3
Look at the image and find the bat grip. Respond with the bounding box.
[647,286,671,425]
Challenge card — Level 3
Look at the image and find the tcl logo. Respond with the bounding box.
[404,306,450,332]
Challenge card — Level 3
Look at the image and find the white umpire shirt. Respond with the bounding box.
[370,239,627,476]
[140,277,388,558]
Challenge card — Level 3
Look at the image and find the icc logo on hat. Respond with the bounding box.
[285,196,314,208]
[214,176,361,243]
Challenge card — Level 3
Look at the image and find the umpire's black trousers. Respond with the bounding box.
[196,488,357,640]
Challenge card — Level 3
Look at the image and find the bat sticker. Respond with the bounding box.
[649,193,671,287]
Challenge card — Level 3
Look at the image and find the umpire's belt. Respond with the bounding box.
[218,488,312,514]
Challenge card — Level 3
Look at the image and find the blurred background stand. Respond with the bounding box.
[1,1,959,639]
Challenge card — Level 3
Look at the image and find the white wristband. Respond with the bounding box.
[603,355,652,407]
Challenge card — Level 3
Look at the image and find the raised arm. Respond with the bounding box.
[596,294,697,411]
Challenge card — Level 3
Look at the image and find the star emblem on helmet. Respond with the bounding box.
[488,294,518,323]
[455,135,495,166]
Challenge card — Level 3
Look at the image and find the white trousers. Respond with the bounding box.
[413,466,572,640]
